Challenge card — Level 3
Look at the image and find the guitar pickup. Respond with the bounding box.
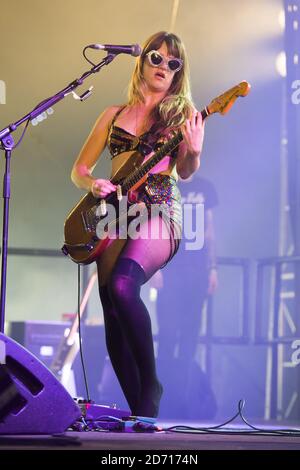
[100,199,107,216]
[116,184,122,201]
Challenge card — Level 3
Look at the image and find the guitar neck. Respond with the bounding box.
[121,107,209,192]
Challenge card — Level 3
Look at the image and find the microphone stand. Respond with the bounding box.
[0,52,117,333]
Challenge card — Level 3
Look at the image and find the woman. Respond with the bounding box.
[71,31,205,417]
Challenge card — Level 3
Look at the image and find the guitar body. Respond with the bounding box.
[63,185,145,265]
[63,191,109,264]
[63,150,171,265]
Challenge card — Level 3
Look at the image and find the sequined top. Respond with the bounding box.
[107,107,183,263]
[107,106,179,159]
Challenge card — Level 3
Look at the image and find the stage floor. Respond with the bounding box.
[0,420,300,451]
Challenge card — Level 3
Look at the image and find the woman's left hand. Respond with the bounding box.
[181,109,205,157]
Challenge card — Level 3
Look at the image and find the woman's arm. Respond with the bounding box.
[71,105,120,195]
[176,110,205,179]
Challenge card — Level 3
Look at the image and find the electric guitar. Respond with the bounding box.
[62,81,251,265]
[50,270,98,381]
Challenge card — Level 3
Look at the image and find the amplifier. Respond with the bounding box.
[9,321,107,402]
[9,321,71,368]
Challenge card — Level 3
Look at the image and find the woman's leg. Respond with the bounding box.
[105,214,175,416]
[107,258,161,417]
[98,281,141,413]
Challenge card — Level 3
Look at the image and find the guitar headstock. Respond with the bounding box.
[207,81,251,116]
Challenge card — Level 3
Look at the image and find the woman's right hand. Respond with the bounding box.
[91,179,117,198]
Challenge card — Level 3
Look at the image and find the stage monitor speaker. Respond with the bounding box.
[0,332,81,434]
[0,364,21,422]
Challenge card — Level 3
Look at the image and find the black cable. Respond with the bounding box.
[238,399,300,436]
[68,396,300,435]
[0,118,31,151]
[164,399,300,436]
[0,93,53,152]
[82,46,97,66]
[165,407,241,433]
[11,118,31,149]
[0,91,54,152]
[77,264,91,402]
[237,399,264,432]
[199,408,241,430]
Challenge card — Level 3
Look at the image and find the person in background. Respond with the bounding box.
[155,175,218,418]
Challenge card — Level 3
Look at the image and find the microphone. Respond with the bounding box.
[88,43,142,57]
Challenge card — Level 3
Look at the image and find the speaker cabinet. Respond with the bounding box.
[0,333,81,434]
[9,321,71,369]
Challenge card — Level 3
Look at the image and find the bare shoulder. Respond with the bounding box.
[89,104,125,135]
[97,104,125,124]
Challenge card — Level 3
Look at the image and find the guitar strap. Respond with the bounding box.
[110,105,127,129]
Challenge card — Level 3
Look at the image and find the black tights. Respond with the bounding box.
[99,258,162,417]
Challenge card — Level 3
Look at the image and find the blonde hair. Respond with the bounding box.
[127,31,194,132]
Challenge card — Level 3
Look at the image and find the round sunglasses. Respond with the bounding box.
[146,50,183,73]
